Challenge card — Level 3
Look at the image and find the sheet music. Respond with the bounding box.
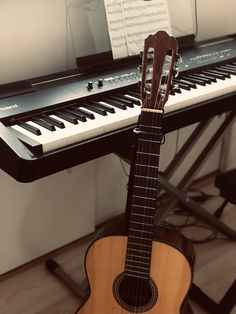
[104,0,171,59]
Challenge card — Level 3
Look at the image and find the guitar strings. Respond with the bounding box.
[123,44,172,312]
[136,46,170,311]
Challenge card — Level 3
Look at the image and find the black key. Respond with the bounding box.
[172,85,181,94]
[126,91,141,98]
[91,101,115,113]
[64,108,87,122]
[123,93,141,105]
[103,98,127,110]
[189,73,213,83]
[173,79,191,90]
[84,103,107,116]
[110,95,134,107]
[42,114,65,129]
[177,78,197,89]
[55,111,78,124]
[108,96,133,108]
[215,66,236,76]
[198,72,217,82]
[33,118,56,131]
[72,107,95,120]
[224,64,236,70]
[218,66,236,75]
[203,70,227,80]
[230,64,236,69]
[184,76,206,86]
[18,121,41,135]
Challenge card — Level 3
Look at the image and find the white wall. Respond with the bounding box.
[0,0,69,84]
[0,0,235,274]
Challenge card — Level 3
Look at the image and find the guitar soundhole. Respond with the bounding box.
[113,273,158,312]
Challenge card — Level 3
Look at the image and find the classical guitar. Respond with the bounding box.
[77,31,195,314]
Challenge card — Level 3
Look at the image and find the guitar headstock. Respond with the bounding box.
[140,31,179,112]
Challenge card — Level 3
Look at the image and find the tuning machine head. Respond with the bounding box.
[176,53,182,63]
[173,66,179,78]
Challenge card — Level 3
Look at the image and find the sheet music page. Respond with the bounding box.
[104,0,171,59]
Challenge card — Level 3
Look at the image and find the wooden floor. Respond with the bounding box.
[0,183,235,314]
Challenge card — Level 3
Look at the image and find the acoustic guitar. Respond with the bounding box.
[77,31,195,314]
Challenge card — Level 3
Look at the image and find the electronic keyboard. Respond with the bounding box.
[1,36,236,182]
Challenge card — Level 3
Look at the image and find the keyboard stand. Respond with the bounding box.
[155,110,236,239]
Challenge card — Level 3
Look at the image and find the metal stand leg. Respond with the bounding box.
[155,111,236,239]
[45,258,88,301]
[158,174,236,238]
[190,280,236,314]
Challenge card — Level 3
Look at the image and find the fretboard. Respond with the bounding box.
[125,111,163,279]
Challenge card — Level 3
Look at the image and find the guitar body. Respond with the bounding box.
[77,222,194,314]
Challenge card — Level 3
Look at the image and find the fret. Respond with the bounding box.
[137,141,161,153]
[125,273,149,280]
[131,204,155,210]
[128,241,152,248]
[132,195,156,205]
[134,174,156,180]
[125,263,150,271]
[130,206,155,215]
[133,185,156,190]
[127,247,151,254]
[131,213,154,218]
[138,132,163,142]
[129,217,154,226]
[132,187,157,199]
[125,268,149,276]
[126,253,150,260]
[126,258,150,266]
[129,234,153,241]
[132,195,156,200]
[129,228,153,234]
[138,138,161,144]
[130,221,153,227]
[133,178,157,191]
[139,111,163,128]
[129,227,154,239]
[134,167,159,179]
[139,124,161,130]
[136,164,159,169]
[137,151,159,157]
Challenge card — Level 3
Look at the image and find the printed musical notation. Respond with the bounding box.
[104,0,171,59]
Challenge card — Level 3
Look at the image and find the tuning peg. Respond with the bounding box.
[173,66,179,78]
[138,65,142,73]
[176,54,182,63]
[145,82,152,91]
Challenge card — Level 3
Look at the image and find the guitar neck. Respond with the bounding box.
[124,110,164,279]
